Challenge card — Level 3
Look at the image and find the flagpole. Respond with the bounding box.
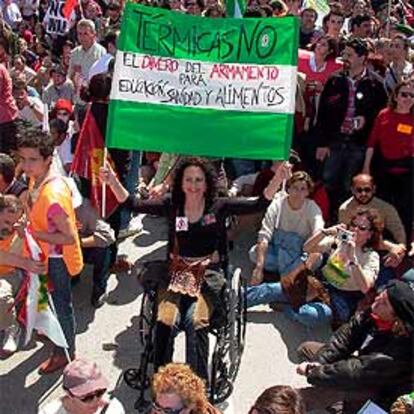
[47,292,72,363]
[386,0,392,37]
[102,147,108,219]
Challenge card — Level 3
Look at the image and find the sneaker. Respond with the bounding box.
[2,325,20,355]
[117,215,143,241]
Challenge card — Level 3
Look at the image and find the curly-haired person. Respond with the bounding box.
[151,363,222,414]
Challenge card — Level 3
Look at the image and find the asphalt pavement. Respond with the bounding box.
[1,215,331,414]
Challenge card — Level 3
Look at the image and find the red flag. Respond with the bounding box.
[71,105,119,218]
[63,0,77,19]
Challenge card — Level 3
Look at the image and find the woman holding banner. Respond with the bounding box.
[100,157,288,383]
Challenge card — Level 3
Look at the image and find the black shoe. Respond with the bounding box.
[91,292,107,308]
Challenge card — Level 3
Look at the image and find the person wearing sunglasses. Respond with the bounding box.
[39,359,125,414]
[339,173,407,275]
[363,79,414,245]
[151,363,221,414]
[245,208,382,328]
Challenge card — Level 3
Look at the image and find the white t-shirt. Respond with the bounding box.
[88,53,114,81]
[18,97,44,127]
[258,194,324,242]
[57,135,73,168]
[39,397,125,414]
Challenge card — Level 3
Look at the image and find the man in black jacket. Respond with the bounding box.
[295,280,414,412]
[315,38,387,218]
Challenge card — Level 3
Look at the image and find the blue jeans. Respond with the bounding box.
[48,258,76,356]
[82,246,111,297]
[120,151,141,230]
[246,283,332,327]
[249,230,304,276]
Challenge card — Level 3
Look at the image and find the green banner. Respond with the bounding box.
[107,3,299,160]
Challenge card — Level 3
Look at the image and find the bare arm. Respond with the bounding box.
[0,250,46,273]
[362,148,374,174]
[33,211,77,246]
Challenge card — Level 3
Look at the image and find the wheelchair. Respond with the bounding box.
[123,260,247,411]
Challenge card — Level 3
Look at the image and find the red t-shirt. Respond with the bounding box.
[367,108,414,160]
[0,63,18,124]
[298,49,343,85]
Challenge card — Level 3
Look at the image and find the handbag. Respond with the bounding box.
[168,255,209,297]
[280,268,331,311]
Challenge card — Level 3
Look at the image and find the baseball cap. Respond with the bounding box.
[387,280,414,334]
[54,99,73,114]
[63,359,109,397]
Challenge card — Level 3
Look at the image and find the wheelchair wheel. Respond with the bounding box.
[138,290,155,346]
[210,333,234,404]
[125,290,156,393]
[210,267,246,404]
[228,267,246,378]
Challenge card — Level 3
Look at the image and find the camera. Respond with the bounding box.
[337,229,353,243]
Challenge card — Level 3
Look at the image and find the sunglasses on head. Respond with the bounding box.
[151,401,184,414]
[75,389,106,403]
[355,186,372,193]
[399,91,414,98]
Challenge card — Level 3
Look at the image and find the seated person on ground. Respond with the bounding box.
[247,208,381,328]
[249,170,325,286]
[295,279,414,413]
[339,173,407,281]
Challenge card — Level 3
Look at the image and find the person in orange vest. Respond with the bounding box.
[17,126,83,374]
[0,194,46,356]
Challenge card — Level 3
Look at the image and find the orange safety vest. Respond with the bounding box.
[0,233,19,275]
[28,176,83,276]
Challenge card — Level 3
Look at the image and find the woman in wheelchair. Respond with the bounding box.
[100,157,287,383]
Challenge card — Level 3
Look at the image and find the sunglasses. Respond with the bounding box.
[151,401,184,414]
[399,91,414,98]
[350,222,371,231]
[76,389,106,403]
[355,186,372,193]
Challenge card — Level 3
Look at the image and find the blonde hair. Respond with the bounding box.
[152,363,209,414]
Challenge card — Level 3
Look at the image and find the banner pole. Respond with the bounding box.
[102,147,108,219]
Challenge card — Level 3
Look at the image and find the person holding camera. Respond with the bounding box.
[246,208,381,328]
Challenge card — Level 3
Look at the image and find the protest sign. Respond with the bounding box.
[107,3,299,160]
[44,0,75,35]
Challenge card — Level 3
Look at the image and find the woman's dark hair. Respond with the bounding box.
[350,207,383,249]
[16,126,55,158]
[311,34,339,61]
[248,385,305,414]
[171,157,217,209]
[389,80,414,114]
[82,73,112,102]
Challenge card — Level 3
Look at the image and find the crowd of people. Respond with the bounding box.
[0,0,414,412]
